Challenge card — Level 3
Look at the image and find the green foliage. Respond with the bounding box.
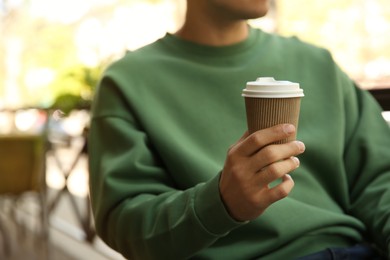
[50,93,91,114]
[50,65,101,97]
[49,64,105,113]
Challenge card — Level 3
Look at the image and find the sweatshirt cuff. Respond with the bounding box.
[193,173,247,236]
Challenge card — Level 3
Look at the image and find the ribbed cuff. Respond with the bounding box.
[193,173,247,236]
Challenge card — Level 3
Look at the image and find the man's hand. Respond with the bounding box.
[219,124,305,222]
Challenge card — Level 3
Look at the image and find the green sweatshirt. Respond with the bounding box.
[89,27,390,259]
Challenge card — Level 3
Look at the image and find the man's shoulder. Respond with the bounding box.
[114,37,168,66]
[259,29,329,55]
[253,28,335,69]
[99,38,169,84]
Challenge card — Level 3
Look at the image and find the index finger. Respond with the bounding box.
[236,124,296,156]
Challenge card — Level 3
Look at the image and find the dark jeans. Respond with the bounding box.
[297,244,385,260]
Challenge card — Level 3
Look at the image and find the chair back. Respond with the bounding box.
[0,135,45,194]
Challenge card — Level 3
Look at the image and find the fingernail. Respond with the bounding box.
[295,141,305,152]
[283,124,295,134]
[292,157,300,166]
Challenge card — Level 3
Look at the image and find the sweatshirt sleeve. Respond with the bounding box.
[340,68,390,256]
[88,70,244,259]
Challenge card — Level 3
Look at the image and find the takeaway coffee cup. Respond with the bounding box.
[242,77,304,143]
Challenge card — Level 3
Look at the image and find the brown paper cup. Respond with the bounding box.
[244,97,302,144]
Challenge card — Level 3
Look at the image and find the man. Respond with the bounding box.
[89,0,390,259]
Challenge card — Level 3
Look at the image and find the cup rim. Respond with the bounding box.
[242,89,304,98]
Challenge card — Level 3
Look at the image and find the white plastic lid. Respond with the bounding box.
[242,77,304,98]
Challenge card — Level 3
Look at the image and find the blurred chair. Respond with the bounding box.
[0,134,49,259]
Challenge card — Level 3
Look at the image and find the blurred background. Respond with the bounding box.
[0,0,389,259]
[1,0,390,111]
